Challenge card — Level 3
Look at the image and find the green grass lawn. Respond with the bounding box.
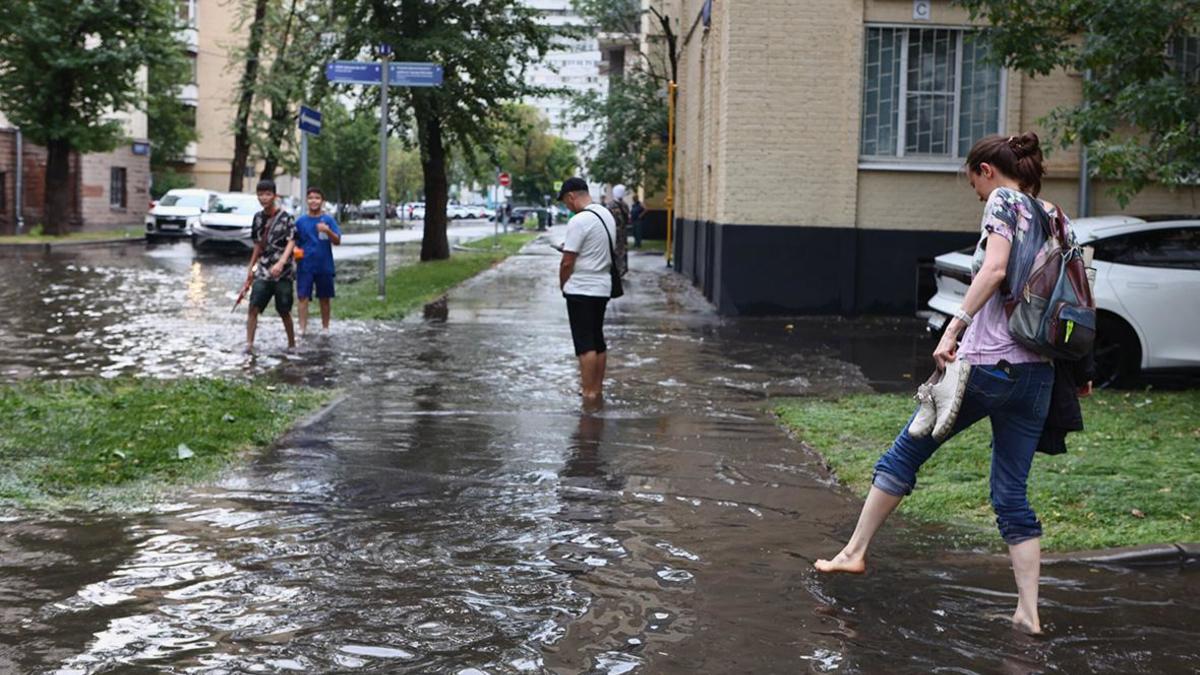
[777,390,1200,551]
[338,232,536,320]
[0,225,145,244]
[0,378,332,508]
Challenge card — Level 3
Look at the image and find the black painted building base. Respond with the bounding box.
[673,219,978,316]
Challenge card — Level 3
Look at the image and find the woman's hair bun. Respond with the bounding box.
[1008,132,1040,159]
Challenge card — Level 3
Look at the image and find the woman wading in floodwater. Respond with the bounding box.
[814,133,1091,635]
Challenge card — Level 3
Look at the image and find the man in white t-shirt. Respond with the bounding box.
[556,177,618,405]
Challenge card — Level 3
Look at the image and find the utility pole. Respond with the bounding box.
[377,45,392,297]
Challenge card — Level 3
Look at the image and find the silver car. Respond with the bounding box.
[192,193,262,252]
[927,216,1200,387]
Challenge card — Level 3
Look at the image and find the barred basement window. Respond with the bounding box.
[861,26,1004,161]
[110,168,127,208]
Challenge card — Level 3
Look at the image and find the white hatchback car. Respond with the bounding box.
[192,192,262,252]
[927,216,1200,387]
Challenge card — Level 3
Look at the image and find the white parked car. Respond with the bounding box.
[147,188,218,241]
[409,202,426,220]
[447,204,469,219]
[192,193,262,252]
[927,216,1200,387]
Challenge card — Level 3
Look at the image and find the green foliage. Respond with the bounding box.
[338,233,536,320]
[496,105,579,204]
[308,99,380,214]
[389,140,424,205]
[332,0,558,259]
[0,378,331,507]
[151,166,195,200]
[577,72,669,192]
[237,0,343,179]
[148,47,198,169]
[777,390,1200,551]
[0,0,184,153]
[956,0,1200,206]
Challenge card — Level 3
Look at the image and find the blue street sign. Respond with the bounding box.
[326,60,444,87]
[326,61,382,84]
[378,43,392,56]
[389,62,444,87]
[298,105,322,135]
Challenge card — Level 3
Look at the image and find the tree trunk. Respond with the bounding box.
[229,0,269,192]
[259,0,301,182]
[44,139,73,236]
[418,109,450,261]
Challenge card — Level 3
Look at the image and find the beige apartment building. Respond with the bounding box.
[174,0,298,195]
[667,0,1200,315]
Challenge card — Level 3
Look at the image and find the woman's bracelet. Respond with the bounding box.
[954,308,974,326]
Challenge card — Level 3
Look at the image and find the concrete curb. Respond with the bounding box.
[0,236,147,256]
[289,392,348,433]
[1044,543,1200,567]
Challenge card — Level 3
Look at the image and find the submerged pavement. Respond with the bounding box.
[0,231,1196,673]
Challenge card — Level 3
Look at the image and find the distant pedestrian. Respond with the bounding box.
[295,186,342,334]
[630,197,645,249]
[814,133,1092,637]
[242,179,297,352]
[556,177,620,406]
[608,184,630,275]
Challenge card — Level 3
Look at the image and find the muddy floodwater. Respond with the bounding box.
[1,235,1196,673]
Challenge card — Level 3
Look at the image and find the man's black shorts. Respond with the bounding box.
[565,294,609,356]
[250,278,294,316]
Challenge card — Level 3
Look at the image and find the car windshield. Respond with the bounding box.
[159,193,208,208]
[212,196,261,214]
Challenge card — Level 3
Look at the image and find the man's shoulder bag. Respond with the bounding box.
[587,207,624,299]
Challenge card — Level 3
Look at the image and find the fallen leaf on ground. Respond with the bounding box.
[177,443,194,460]
[1131,508,1145,519]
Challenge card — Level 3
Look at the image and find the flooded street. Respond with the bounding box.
[1,233,1196,673]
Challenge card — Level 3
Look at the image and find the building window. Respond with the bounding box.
[0,172,7,213]
[177,0,196,26]
[1169,36,1200,83]
[110,168,127,208]
[188,53,198,84]
[860,26,1003,162]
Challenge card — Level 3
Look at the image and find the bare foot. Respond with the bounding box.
[1011,610,1042,635]
[814,550,866,574]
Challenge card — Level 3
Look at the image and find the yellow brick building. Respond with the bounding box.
[669,0,1200,315]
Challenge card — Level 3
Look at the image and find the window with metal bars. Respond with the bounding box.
[860,26,1003,162]
[110,168,127,208]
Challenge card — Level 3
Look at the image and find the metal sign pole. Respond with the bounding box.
[377,51,391,298]
[493,170,500,249]
[300,132,308,206]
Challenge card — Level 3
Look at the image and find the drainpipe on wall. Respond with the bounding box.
[15,127,25,233]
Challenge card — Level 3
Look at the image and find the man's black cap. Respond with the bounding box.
[556,177,589,200]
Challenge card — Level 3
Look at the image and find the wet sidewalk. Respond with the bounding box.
[1,234,1197,673]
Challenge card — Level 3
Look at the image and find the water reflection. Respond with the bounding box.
[0,242,1195,673]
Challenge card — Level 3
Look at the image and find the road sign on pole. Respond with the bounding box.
[298,105,322,135]
[326,61,444,88]
[498,172,511,187]
[322,57,444,299]
[298,105,321,207]
[378,54,390,298]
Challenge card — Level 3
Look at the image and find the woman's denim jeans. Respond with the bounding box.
[873,362,1054,545]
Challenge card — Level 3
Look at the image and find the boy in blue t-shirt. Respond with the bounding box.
[294,186,342,333]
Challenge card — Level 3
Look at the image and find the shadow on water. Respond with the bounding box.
[0,237,1196,673]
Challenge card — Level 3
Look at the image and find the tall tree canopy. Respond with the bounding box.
[572,0,679,193]
[958,0,1200,205]
[496,106,578,204]
[307,98,379,220]
[0,0,184,233]
[334,0,556,260]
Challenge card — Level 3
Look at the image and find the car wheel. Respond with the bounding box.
[1094,313,1141,389]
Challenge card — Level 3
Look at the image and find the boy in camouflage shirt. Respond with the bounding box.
[242,179,297,351]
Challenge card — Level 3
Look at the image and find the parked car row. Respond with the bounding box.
[926,215,1200,387]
